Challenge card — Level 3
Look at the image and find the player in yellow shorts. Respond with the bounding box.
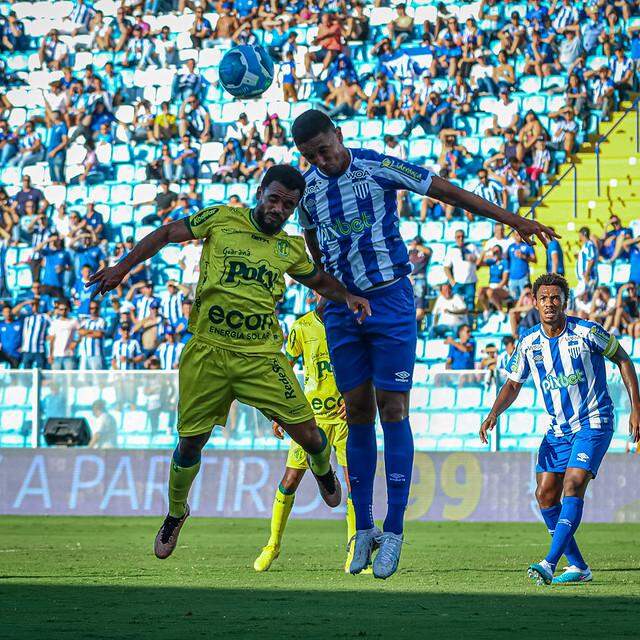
[254,297,363,573]
[88,165,371,559]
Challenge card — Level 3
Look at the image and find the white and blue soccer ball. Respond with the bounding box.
[219,44,274,99]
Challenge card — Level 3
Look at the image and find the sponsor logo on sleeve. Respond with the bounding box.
[380,157,423,182]
[191,207,219,226]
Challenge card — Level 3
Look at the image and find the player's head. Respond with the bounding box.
[291,109,350,177]
[532,273,569,325]
[254,164,306,235]
[578,226,590,244]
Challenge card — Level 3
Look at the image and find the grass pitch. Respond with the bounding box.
[1,517,639,639]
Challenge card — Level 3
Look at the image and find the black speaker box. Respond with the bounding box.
[44,417,92,447]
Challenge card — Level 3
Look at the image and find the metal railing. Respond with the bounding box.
[595,96,640,197]
[528,162,577,220]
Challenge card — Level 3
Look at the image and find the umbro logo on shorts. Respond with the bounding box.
[395,371,410,382]
[576,452,590,462]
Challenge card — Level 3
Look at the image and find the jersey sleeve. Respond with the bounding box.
[371,151,434,195]
[297,200,316,230]
[285,322,303,360]
[186,205,223,239]
[285,236,317,279]
[506,340,531,383]
[584,321,619,359]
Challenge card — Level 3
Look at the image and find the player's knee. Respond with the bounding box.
[535,484,559,508]
[377,395,407,422]
[177,433,208,461]
[562,475,588,497]
[281,469,303,493]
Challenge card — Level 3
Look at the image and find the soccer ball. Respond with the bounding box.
[219,44,274,99]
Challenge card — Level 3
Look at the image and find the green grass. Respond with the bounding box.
[1,518,640,639]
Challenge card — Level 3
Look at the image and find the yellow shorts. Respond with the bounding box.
[286,420,348,469]
[177,339,314,437]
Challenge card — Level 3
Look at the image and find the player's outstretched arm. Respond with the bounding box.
[428,175,559,247]
[87,220,194,295]
[609,345,640,443]
[294,269,371,324]
[480,379,522,444]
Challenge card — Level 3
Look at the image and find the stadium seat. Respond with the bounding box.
[429,387,455,409]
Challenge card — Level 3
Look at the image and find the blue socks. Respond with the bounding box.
[540,503,587,570]
[544,496,585,569]
[346,422,377,530]
[381,418,414,535]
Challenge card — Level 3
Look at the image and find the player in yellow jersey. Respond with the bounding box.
[254,296,363,573]
[88,165,371,559]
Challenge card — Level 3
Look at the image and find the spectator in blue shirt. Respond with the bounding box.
[599,215,632,263]
[0,303,22,368]
[507,232,536,299]
[523,30,557,78]
[2,12,28,52]
[173,135,200,182]
[84,202,104,239]
[624,237,640,288]
[445,324,476,371]
[46,110,68,185]
[9,121,45,169]
[36,234,72,298]
[189,7,213,48]
[72,265,95,316]
[71,234,106,282]
[402,92,452,137]
[545,230,565,275]
[477,244,510,320]
[173,298,193,344]
[0,119,18,166]
[166,194,198,222]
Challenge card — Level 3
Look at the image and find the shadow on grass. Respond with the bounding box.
[1,585,638,639]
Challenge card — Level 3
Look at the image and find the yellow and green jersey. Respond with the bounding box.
[186,205,316,354]
[286,311,343,421]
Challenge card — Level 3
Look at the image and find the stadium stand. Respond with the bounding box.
[0,0,638,452]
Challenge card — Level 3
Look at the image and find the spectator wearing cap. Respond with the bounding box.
[47,298,79,370]
[408,236,432,332]
[576,226,598,297]
[172,58,205,103]
[0,303,22,369]
[38,29,69,70]
[156,326,184,370]
[111,324,144,370]
[128,280,160,322]
[178,96,210,142]
[431,283,468,338]
[225,112,256,147]
[545,227,565,276]
[477,244,510,321]
[444,229,478,311]
[445,324,476,371]
[9,121,45,170]
[388,3,415,48]
[46,110,68,185]
[173,135,200,182]
[133,299,166,358]
[138,180,179,226]
[548,105,579,160]
[558,27,584,71]
[166,194,198,222]
[469,49,497,96]
[523,30,557,78]
[484,86,519,137]
[499,12,526,56]
[367,73,397,119]
[2,11,28,52]
[506,231,536,300]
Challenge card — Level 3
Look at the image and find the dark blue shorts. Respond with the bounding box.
[323,277,417,393]
[536,427,613,478]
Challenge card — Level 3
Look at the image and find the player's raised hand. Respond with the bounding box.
[630,406,640,443]
[345,292,371,324]
[87,264,128,296]
[512,217,559,248]
[272,420,285,440]
[479,413,497,444]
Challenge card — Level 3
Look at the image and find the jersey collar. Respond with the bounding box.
[540,316,567,340]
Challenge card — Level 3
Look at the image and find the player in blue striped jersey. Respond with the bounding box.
[78,300,106,370]
[481,274,640,585]
[111,324,144,370]
[292,109,557,579]
[19,297,50,369]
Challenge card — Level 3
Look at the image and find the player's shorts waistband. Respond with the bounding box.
[354,276,410,299]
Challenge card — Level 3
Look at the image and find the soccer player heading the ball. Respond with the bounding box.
[291,109,558,579]
[481,274,640,585]
[88,164,371,559]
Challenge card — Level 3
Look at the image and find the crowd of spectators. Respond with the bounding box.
[0,0,638,376]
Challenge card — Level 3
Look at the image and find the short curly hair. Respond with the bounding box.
[532,273,570,301]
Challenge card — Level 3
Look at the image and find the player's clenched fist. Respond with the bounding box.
[479,413,497,444]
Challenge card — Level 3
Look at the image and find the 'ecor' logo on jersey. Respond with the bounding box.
[541,371,584,391]
[353,180,370,200]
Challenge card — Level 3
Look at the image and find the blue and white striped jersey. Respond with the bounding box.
[576,240,598,281]
[298,148,433,292]
[21,313,50,354]
[161,291,183,326]
[473,179,504,207]
[79,317,106,358]
[507,316,618,436]
[157,341,184,370]
[111,338,142,370]
[134,294,160,320]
